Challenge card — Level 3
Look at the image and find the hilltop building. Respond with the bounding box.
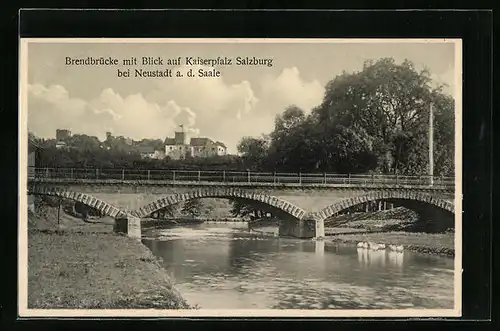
[55,129,72,149]
[190,138,227,158]
[55,141,68,149]
[56,129,72,141]
[82,128,228,160]
[164,126,227,160]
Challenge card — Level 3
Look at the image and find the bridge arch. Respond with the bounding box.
[28,185,126,218]
[312,190,455,222]
[131,187,307,220]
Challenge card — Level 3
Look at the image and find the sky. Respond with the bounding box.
[25,40,457,154]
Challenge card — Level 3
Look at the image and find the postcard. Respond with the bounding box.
[19,38,462,317]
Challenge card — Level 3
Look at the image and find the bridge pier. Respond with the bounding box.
[315,218,325,239]
[278,218,318,239]
[113,214,142,239]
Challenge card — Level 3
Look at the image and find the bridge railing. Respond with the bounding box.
[27,166,455,188]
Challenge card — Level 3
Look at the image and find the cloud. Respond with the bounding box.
[216,67,325,146]
[431,68,456,97]
[28,84,110,139]
[258,67,325,113]
[28,84,198,141]
[144,65,323,151]
[146,65,259,124]
[27,66,325,153]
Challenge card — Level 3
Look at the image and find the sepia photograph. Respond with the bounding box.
[19,38,462,317]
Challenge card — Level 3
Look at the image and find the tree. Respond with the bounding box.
[266,118,317,171]
[163,203,181,218]
[181,199,204,218]
[28,131,43,147]
[67,134,101,152]
[311,57,454,175]
[230,199,255,218]
[229,199,267,220]
[136,138,164,151]
[107,136,134,153]
[237,136,270,170]
[273,105,306,137]
[431,93,455,176]
[312,123,378,173]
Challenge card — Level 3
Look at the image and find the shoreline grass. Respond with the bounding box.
[27,202,190,309]
[28,229,191,309]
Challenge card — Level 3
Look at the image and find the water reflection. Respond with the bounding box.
[315,240,325,257]
[356,248,387,267]
[143,223,454,310]
[387,251,404,268]
[355,247,407,270]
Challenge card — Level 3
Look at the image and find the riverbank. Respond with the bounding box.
[328,230,454,257]
[27,202,190,309]
[324,207,455,257]
[328,207,454,233]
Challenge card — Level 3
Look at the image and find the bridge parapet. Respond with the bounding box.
[27,167,455,191]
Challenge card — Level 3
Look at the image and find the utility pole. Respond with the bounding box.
[429,103,434,186]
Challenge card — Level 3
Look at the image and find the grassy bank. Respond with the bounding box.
[28,200,190,309]
[328,207,454,233]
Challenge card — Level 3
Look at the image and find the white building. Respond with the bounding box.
[164,129,227,160]
[215,141,227,156]
[55,141,68,149]
[164,131,190,160]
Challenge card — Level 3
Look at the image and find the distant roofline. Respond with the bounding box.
[215,141,227,148]
[163,135,228,148]
[138,145,156,152]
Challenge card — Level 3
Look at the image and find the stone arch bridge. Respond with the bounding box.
[27,171,456,239]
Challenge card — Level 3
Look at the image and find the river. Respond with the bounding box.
[142,222,454,310]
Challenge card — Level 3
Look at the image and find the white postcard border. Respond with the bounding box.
[18,37,463,318]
